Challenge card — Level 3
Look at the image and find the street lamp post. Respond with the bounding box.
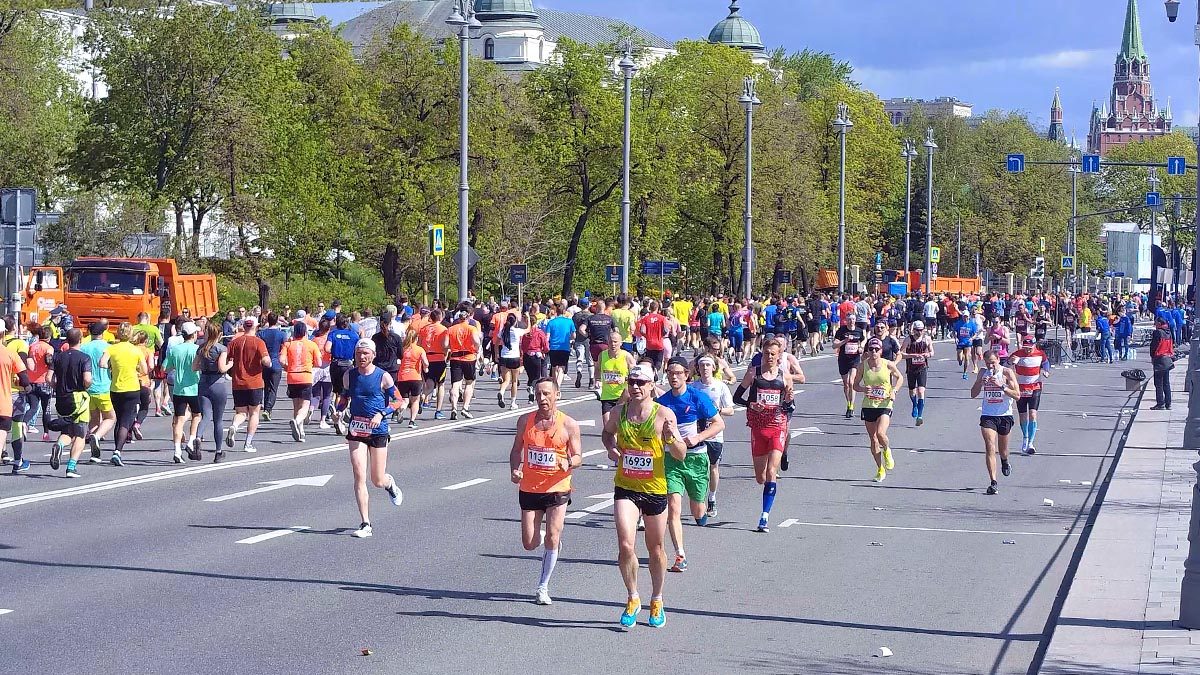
[447,1,480,303]
[832,103,853,294]
[618,41,636,295]
[1069,166,1079,293]
[924,128,938,294]
[739,77,761,300]
[901,139,917,288]
[1163,0,1200,628]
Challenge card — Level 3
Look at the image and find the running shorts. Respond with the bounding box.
[347,432,389,448]
[449,360,476,383]
[806,319,821,334]
[548,350,570,369]
[861,407,892,423]
[838,357,861,376]
[614,485,667,516]
[518,490,571,512]
[906,368,928,389]
[588,343,608,362]
[425,360,447,385]
[88,392,113,413]
[972,338,984,348]
[706,440,724,465]
[665,453,710,503]
[396,380,422,398]
[172,395,202,417]
[232,388,264,408]
[644,349,665,372]
[601,399,620,416]
[498,357,521,371]
[287,384,313,401]
[750,424,787,457]
[980,414,1015,435]
[1016,389,1042,413]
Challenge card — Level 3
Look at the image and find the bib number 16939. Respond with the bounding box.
[621,451,653,479]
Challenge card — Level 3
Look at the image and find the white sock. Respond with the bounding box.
[538,547,559,589]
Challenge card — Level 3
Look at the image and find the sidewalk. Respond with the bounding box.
[1041,360,1200,674]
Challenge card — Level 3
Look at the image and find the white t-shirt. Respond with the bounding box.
[924,300,939,318]
[499,327,526,360]
[694,378,733,443]
[390,318,406,338]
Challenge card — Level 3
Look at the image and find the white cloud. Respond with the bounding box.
[857,49,1108,89]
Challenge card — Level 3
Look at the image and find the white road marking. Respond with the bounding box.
[830,377,843,383]
[938,358,952,361]
[0,392,600,512]
[790,427,824,437]
[778,518,799,528]
[235,526,309,545]
[442,478,490,490]
[0,609,12,616]
[777,521,1081,537]
[577,420,596,427]
[205,475,333,503]
[567,492,616,520]
[581,448,607,458]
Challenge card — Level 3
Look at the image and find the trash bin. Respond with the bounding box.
[1121,368,1147,392]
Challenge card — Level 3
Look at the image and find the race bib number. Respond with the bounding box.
[843,342,859,355]
[621,450,654,480]
[756,390,780,407]
[603,371,623,384]
[867,385,886,401]
[1020,388,1033,398]
[984,386,1004,404]
[909,356,926,366]
[526,446,559,470]
[348,416,380,439]
[959,328,970,338]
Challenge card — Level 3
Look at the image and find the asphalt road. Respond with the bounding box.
[0,343,1141,675]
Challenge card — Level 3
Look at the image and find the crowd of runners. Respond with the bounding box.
[0,285,1187,626]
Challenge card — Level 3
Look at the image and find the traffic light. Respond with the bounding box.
[1032,257,1045,280]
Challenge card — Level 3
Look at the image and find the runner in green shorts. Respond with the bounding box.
[656,356,724,573]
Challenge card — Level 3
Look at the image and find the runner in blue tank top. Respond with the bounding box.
[335,338,404,539]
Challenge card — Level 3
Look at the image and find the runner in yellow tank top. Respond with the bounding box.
[595,333,636,421]
[602,364,686,629]
[853,337,904,483]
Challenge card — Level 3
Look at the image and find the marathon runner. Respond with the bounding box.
[48,328,92,477]
[603,363,687,628]
[657,356,723,571]
[496,312,525,410]
[164,322,203,462]
[281,322,321,441]
[853,337,903,482]
[81,322,115,464]
[0,321,30,473]
[987,316,1010,363]
[900,320,934,425]
[396,329,428,427]
[971,350,1021,495]
[953,308,980,380]
[636,301,668,377]
[225,317,269,454]
[107,323,146,466]
[734,338,795,533]
[509,378,583,606]
[419,309,449,420]
[1011,335,1050,455]
[692,355,734,520]
[520,308,549,403]
[446,308,482,419]
[545,302,575,387]
[834,319,865,419]
[596,332,636,421]
[336,339,404,538]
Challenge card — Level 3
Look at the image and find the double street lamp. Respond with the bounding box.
[446,1,481,302]
[618,41,637,295]
[739,77,761,300]
[924,127,938,294]
[901,138,918,287]
[832,103,853,294]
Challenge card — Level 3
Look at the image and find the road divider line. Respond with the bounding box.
[442,478,490,490]
[236,526,309,545]
[777,521,1081,537]
[567,492,616,519]
[778,518,799,528]
[0,609,12,616]
[581,449,607,458]
[205,475,333,503]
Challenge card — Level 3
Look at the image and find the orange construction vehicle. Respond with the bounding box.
[22,258,218,327]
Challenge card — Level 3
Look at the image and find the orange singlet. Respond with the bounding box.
[397,344,426,382]
[519,411,571,494]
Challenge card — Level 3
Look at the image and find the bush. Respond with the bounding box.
[215,262,391,316]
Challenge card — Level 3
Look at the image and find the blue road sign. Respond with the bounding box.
[508,264,527,285]
[1147,191,1162,209]
[605,265,621,283]
[1081,154,1101,173]
[1061,255,1074,270]
[1168,156,1187,176]
[1006,154,1025,173]
[641,260,681,275]
[775,269,792,285]
[875,251,883,268]
[430,224,445,256]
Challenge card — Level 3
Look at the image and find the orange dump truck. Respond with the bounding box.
[22,258,218,327]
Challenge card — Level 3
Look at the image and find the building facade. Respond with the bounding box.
[882,97,973,127]
[1087,0,1172,155]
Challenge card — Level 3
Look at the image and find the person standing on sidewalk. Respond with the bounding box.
[1150,316,1175,411]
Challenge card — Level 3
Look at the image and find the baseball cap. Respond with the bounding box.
[628,364,654,382]
[50,306,64,317]
[666,356,690,371]
[912,320,924,330]
[181,322,199,336]
[355,338,375,353]
[1022,335,1035,346]
[295,309,307,319]
[243,317,257,329]
[323,310,336,321]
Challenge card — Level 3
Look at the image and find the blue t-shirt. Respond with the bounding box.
[259,327,287,370]
[1172,308,1184,329]
[763,304,779,331]
[81,339,111,395]
[328,328,359,361]
[546,316,575,351]
[1096,316,1111,335]
[954,318,978,348]
[656,385,718,451]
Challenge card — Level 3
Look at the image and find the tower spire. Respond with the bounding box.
[1048,87,1065,143]
[1119,0,1147,62]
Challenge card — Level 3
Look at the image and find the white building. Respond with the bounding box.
[883,96,974,127]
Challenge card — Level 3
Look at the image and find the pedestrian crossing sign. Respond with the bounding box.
[930,247,941,264]
[430,224,445,256]
[1061,255,1074,270]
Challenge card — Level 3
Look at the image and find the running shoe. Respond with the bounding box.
[243,445,258,454]
[224,427,236,448]
[844,408,853,419]
[65,467,81,478]
[352,522,373,538]
[619,598,641,627]
[669,554,687,572]
[986,481,998,495]
[535,587,552,606]
[755,518,770,533]
[41,433,49,442]
[173,452,184,464]
[334,413,348,436]
[915,416,923,427]
[131,423,143,441]
[697,514,709,527]
[497,393,505,409]
[319,419,332,430]
[962,373,969,380]
[509,401,518,410]
[1025,445,1036,456]
[289,419,301,442]
[1020,438,1029,454]
[780,451,789,472]
[88,434,100,459]
[0,451,9,465]
[213,451,225,464]
[110,452,123,467]
[11,458,29,474]
[450,409,458,420]
[26,426,37,435]
[189,437,202,461]
[298,427,306,442]
[460,409,473,419]
[50,443,63,470]
[706,497,717,519]
[883,448,895,471]
[261,411,272,422]
[408,421,417,429]
[648,600,666,628]
[528,392,534,403]
[872,467,886,483]
[386,481,403,507]
[434,411,446,420]
[1001,459,1011,477]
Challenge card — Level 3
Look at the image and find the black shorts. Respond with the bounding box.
[232,388,264,408]
[330,361,352,394]
[53,392,90,437]
[971,339,984,348]
[861,408,892,422]
[548,350,570,369]
[601,399,620,416]
[346,433,390,448]
[425,360,447,385]
[614,486,668,516]
[172,394,202,417]
[1016,389,1042,413]
[838,358,861,376]
[449,360,476,383]
[906,368,928,389]
[498,357,521,371]
[980,414,1015,435]
[519,490,571,512]
[644,349,664,371]
[396,380,422,398]
[706,440,724,465]
[0,416,13,432]
[287,383,313,400]
[806,319,821,334]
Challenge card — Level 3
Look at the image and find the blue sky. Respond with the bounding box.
[315,0,1200,137]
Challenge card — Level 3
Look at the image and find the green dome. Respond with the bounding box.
[475,0,537,20]
[263,2,317,23]
[707,1,763,51]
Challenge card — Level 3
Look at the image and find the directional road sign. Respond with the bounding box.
[1006,154,1025,173]
[605,265,621,284]
[1081,154,1101,173]
[1061,255,1074,270]
[430,223,445,256]
[875,251,883,269]
[774,269,792,285]
[930,247,941,264]
[1168,156,1188,176]
[642,260,681,275]
[0,188,36,227]
[1147,191,1163,212]
[508,264,527,285]
[1038,236,1046,252]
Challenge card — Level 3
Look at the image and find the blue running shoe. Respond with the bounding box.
[756,517,769,533]
[620,598,641,627]
[648,600,666,628]
[12,458,30,474]
[111,453,124,467]
[434,410,446,420]
[697,514,709,527]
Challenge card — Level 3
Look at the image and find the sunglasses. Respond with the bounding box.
[866,347,882,352]
[627,378,651,386]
